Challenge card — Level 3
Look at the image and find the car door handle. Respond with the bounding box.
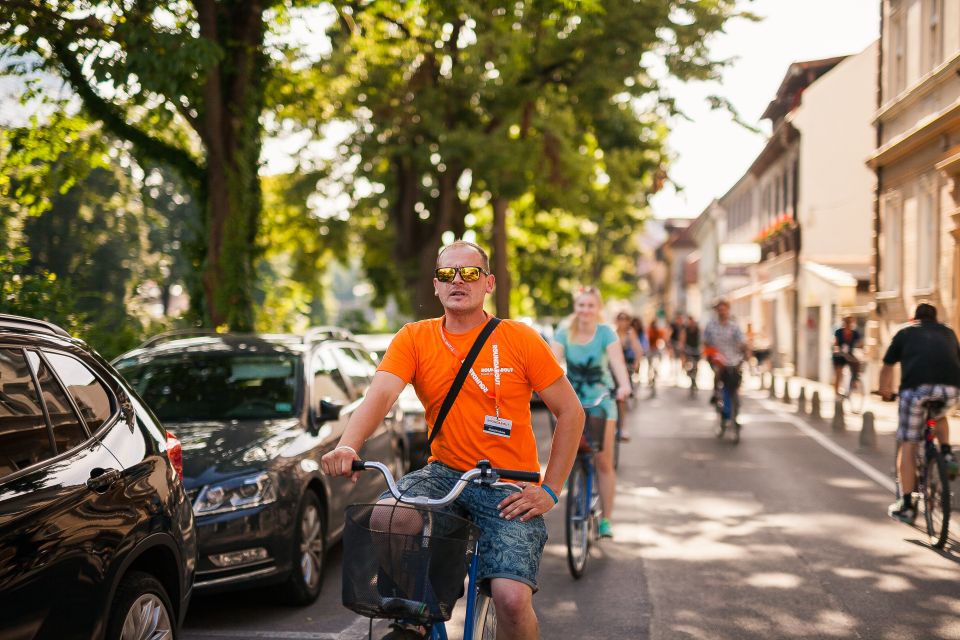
[86,468,122,492]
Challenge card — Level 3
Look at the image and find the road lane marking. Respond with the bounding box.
[759,398,896,493]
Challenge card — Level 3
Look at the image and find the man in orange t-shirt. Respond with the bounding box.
[322,240,584,640]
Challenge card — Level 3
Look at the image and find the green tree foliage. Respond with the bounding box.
[0,247,88,337]
[1,113,196,357]
[279,0,748,319]
[0,0,292,329]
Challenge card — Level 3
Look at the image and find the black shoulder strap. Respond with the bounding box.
[428,317,502,447]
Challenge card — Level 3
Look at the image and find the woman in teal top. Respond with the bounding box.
[551,286,631,538]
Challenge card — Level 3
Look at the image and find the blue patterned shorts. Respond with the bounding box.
[380,462,548,592]
[897,384,960,442]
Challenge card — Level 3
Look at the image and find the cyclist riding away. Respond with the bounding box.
[682,314,701,390]
[552,287,632,539]
[321,240,584,640]
[703,300,749,426]
[832,315,861,396]
[879,302,960,523]
[614,311,643,442]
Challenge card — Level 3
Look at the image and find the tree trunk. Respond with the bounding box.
[391,161,467,320]
[492,196,511,318]
[196,0,265,330]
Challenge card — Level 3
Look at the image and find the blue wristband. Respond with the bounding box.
[541,484,559,504]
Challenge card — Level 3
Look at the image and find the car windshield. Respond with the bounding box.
[116,352,300,422]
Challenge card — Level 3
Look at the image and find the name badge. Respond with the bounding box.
[483,415,513,438]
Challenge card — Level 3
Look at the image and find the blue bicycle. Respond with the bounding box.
[566,394,608,579]
[343,459,539,639]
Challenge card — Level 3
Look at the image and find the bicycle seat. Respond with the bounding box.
[920,398,946,413]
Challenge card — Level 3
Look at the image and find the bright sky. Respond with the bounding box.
[650,0,880,220]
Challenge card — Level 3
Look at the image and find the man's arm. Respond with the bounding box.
[320,370,407,481]
[878,363,896,400]
[497,375,584,522]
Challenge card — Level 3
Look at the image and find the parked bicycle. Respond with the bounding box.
[343,459,540,639]
[565,394,609,579]
[884,394,952,548]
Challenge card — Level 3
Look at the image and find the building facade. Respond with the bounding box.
[870,0,960,368]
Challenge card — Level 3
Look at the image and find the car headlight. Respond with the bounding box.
[193,472,278,515]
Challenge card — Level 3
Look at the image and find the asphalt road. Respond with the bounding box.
[182,372,960,640]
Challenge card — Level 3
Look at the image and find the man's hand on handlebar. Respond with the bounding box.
[497,482,556,522]
[321,445,362,483]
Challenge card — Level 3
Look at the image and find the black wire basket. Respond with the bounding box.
[342,503,480,624]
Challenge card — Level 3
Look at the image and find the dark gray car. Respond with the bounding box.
[113,330,405,605]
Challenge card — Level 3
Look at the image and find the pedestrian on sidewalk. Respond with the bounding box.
[552,286,632,539]
[879,302,960,523]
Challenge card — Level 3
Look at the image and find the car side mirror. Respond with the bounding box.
[316,399,342,424]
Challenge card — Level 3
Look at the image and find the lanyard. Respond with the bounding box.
[439,321,503,417]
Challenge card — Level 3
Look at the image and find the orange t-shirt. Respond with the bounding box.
[377,316,564,475]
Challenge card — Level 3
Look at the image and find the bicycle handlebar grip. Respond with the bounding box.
[351,460,367,472]
[492,468,541,482]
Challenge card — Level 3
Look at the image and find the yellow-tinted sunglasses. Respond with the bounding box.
[435,266,488,283]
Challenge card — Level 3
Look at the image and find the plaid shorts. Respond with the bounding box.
[380,462,548,592]
[896,384,960,442]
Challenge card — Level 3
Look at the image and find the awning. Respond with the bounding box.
[761,275,794,299]
[803,262,858,287]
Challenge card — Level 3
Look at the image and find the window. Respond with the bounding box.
[115,353,300,421]
[925,0,944,72]
[888,4,907,96]
[333,348,378,399]
[0,348,54,476]
[26,351,87,454]
[43,352,113,433]
[916,176,938,289]
[311,349,351,406]
[881,193,903,292]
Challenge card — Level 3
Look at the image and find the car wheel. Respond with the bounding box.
[107,571,176,640]
[281,490,326,605]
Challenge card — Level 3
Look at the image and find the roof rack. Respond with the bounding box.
[303,326,356,343]
[0,313,71,338]
[138,329,224,349]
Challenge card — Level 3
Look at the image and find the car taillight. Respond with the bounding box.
[165,431,184,480]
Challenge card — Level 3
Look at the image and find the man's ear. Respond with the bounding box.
[486,274,496,293]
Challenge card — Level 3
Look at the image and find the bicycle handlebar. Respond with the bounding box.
[350,460,539,508]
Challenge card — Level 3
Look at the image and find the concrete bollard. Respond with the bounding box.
[797,387,807,415]
[769,375,778,399]
[810,391,822,421]
[859,411,876,450]
[782,378,792,404]
[831,399,845,432]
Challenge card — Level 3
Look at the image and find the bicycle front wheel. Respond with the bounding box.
[923,450,951,548]
[565,459,590,579]
[472,591,497,639]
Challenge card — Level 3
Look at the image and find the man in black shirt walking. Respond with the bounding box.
[880,303,960,522]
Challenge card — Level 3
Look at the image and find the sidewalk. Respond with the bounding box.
[769,371,899,435]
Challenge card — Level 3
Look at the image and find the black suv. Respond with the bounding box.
[112,328,405,605]
[0,314,196,640]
